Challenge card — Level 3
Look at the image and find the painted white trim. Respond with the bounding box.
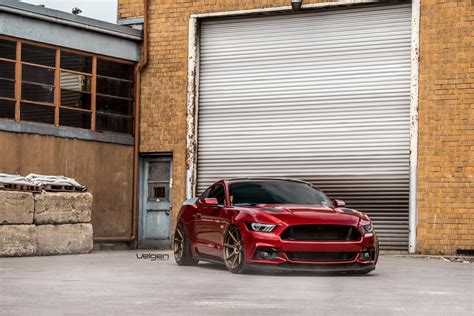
[190,0,380,18]
[409,0,420,254]
[186,16,198,199]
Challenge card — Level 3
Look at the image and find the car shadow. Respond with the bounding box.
[195,262,378,277]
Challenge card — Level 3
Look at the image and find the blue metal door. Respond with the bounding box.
[139,156,172,248]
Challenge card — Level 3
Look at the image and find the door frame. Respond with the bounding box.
[185,0,420,253]
[138,153,173,248]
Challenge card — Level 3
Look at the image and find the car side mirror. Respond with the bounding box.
[334,199,346,207]
[203,197,219,206]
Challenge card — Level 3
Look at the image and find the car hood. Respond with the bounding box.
[238,204,361,226]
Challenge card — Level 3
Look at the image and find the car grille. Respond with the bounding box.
[286,251,357,262]
[280,225,360,241]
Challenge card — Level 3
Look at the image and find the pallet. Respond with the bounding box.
[42,184,86,192]
[0,182,41,192]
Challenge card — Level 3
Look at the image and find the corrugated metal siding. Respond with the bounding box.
[197,4,412,250]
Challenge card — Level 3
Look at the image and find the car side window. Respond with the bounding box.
[199,187,211,201]
[207,184,226,206]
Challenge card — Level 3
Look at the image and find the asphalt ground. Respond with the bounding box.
[1,251,473,315]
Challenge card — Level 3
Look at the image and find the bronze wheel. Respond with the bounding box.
[223,225,247,273]
[174,223,199,266]
[173,224,185,263]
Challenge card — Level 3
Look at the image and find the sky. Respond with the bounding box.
[21,0,118,23]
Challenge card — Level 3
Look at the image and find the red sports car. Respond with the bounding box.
[173,178,378,274]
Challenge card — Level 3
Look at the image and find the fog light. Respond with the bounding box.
[360,249,373,261]
[255,248,279,260]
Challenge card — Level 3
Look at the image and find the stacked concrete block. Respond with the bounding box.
[34,192,92,225]
[0,191,36,256]
[0,191,93,257]
[0,191,34,224]
[36,223,93,255]
[0,225,36,256]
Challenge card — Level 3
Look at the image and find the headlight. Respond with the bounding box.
[245,222,277,233]
[359,224,373,234]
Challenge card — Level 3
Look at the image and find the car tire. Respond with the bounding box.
[223,225,248,274]
[174,222,199,266]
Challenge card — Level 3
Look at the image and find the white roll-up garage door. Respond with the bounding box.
[197,3,412,250]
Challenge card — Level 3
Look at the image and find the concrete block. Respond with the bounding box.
[0,225,36,257]
[0,191,34,224]
[36,223,93,255]
[34,192,92,224]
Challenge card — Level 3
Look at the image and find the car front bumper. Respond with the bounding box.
[238,222,378,269]
[247,262,376,273]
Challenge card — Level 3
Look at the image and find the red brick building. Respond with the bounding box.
[117,0,473,254]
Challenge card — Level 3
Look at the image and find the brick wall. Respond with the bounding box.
[417,0,473,254]
[118,0,473,254]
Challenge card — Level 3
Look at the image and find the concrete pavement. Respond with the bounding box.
[1,251,473,315]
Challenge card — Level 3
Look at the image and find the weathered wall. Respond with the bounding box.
[118,0,474,253]
[417,0,474,254]
[0,131,133,238]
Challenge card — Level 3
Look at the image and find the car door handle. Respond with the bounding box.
[194,213,202,219]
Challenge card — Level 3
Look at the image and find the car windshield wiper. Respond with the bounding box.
[233,203,258,206]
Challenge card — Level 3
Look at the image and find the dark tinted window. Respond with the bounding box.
[97,59,134,80]
[22,64,55,85]
[22,44,55,67]
[97,77,133,98]
[22,83,54,104]
[199,187,212,201]
[0,39,16,60]
[0,78,15,99]
[20,103,55,124]
[59,108,91,129]
[0,99,15,119]
[0,60,15,79]
[96,113,133,134]
[208,184,226,206]
[61,89,91,109]
[96,95,133,116]
[60,51,92,73]
[229,180,331,206]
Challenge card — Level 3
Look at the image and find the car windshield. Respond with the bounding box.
[229,180,332,206]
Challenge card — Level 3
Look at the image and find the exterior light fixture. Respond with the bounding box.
[291,0,303,11]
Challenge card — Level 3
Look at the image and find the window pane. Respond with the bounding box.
[97,76,133,98]
[0,78,15,99]
[96,113,133,134]
[22,83,54,104]
[0,60,15,79]
[20,103,54,124]
[60,51,92,73]
[0,99,15,119]
[60,72,91,92]
[22,44,55,67]
[22,64,55,85]
[96,95,133,116]
[97,59,134,80]
[59,108,91,129]
[0,39,16,60]
[61,89,91,109]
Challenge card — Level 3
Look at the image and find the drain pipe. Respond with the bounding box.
[93,0,148,244]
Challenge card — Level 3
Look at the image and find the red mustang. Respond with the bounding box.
[174,178,378,274]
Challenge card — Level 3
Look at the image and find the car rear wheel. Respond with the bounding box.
[174,223,199,266]
[223,225,247,274]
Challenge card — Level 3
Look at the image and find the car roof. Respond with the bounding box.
[226,177,314,186]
